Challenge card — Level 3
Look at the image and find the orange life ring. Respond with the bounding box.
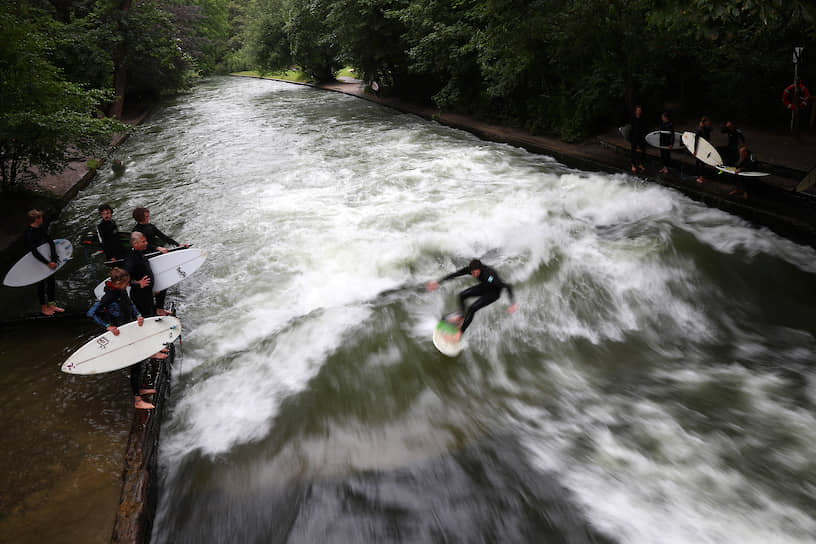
[782,83,810,110]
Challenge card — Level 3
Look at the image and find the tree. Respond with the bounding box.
[0,3,125,190]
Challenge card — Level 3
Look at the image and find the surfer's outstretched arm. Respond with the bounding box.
[426,265,471,291]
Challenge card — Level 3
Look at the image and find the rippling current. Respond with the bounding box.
[61,76,816,543]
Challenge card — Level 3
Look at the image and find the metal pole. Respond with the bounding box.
[792,60,799,134]
[791,47,804,136]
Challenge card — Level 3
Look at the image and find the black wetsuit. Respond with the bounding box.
[25,225,57,306]
[133,222,178,310]
[659,119,675,169]
[97,219,126,260]
[439,264,514,334]
[733,150,756,196]
[630,114,647,168]
[133,222,178,251]
[125,247,156,317]
[720,125,745,165]
[87,284,144,395]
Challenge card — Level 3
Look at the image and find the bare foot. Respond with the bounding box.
[156,308,169,316]
[139,388,156,395]
[49,304,64,313]
[659,167,668,174]
[41,305,55,316]
[638,165,645,172]
[696,177,705,184]
[134,398,155,410]
[631,166,637,173]
[150,352,168,360]
[444,331,463,343]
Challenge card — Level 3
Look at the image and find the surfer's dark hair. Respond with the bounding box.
[132,207,149,222]
[27,209,43,223]
[110,267,129,284]
[469,259,482,271]
[98,204,113,213]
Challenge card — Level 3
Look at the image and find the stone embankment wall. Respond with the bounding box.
[111,344,175,544]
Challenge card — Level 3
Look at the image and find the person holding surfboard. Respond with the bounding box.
[426,259,518,342]
[658,112,674,174]
[86,267,160,410]
[132,207,186,253]
[720,121,745,166]
[693,116,713,183]
[729,145,755,199]
[132,207,189,314]
[24,210,65,316]
[125,232,157,318]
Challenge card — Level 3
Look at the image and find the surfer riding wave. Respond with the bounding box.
[426,259,518,342]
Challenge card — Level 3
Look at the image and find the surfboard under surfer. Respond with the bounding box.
[426,259,518,342]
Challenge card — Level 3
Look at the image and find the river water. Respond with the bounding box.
[31,76,816,542]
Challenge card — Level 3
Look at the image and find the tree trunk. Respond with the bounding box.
[109,0,134,120]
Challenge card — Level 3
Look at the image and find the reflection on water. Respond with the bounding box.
[7,76,816,543]
[0,318,131,543]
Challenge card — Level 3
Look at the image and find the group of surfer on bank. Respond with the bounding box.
[23,204,188,409]
[628,107,756,198]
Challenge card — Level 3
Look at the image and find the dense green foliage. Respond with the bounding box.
[0,2,123,189]
[3,0,816,188]
[238,0,816,140]
[1,0,232,189]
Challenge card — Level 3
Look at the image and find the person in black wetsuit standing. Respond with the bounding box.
[658,112,674,174]
[720,121,746,166]
[132,207,185,252]
[132,207,188,314]
[124,232,157,318]
[25,209,65,315]
[693,116,713,183]
[426,259,518,342]
[96,204,126,261]
[729,145,756,199]
[630,105,647,173]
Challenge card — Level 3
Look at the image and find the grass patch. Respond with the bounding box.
[232,67,359,82]
[231,70,313,83]
[336,67,357,79]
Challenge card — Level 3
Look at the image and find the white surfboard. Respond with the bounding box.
[645,131,683,150]
[61,316,181,375]
[150,248,206,292]
[681,131,723,167]
[714,165,770,177]
[433,313,464,357]
[93,247,206,299]
[3,239,73,287]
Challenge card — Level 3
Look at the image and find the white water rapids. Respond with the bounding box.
[60,76,816,543]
